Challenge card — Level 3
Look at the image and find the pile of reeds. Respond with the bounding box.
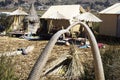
[65,45,84,80]
[42,45,85,80]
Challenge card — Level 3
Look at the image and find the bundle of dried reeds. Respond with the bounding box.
[42,45,85,80]
[65,45,84,80]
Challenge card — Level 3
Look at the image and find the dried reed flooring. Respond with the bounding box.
[0,36,92,80]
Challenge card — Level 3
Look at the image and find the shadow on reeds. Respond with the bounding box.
[96,35,120,45]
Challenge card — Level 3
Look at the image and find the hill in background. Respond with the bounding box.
[0,0,120,11]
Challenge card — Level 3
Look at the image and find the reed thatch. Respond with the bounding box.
[9,7,28,31]
[25,3,40,34]
[26,3,39,22]
[42,45,85,80]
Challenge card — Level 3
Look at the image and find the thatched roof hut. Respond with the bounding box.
[40,5,86,35]
[25,3,40,34]
[9,7,28,32]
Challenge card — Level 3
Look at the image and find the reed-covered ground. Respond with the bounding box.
[0,36,120,80]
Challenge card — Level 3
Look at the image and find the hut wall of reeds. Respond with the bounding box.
[48,19,70,33]
[99,3,120,37]
[99,14,117,37]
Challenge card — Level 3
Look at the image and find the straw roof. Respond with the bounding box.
[10,7,28,16]
[26,3,39,22]
[100,3,120,14]
[41,5,85,20]
[76,12,102,22]
[47,11,68,19]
